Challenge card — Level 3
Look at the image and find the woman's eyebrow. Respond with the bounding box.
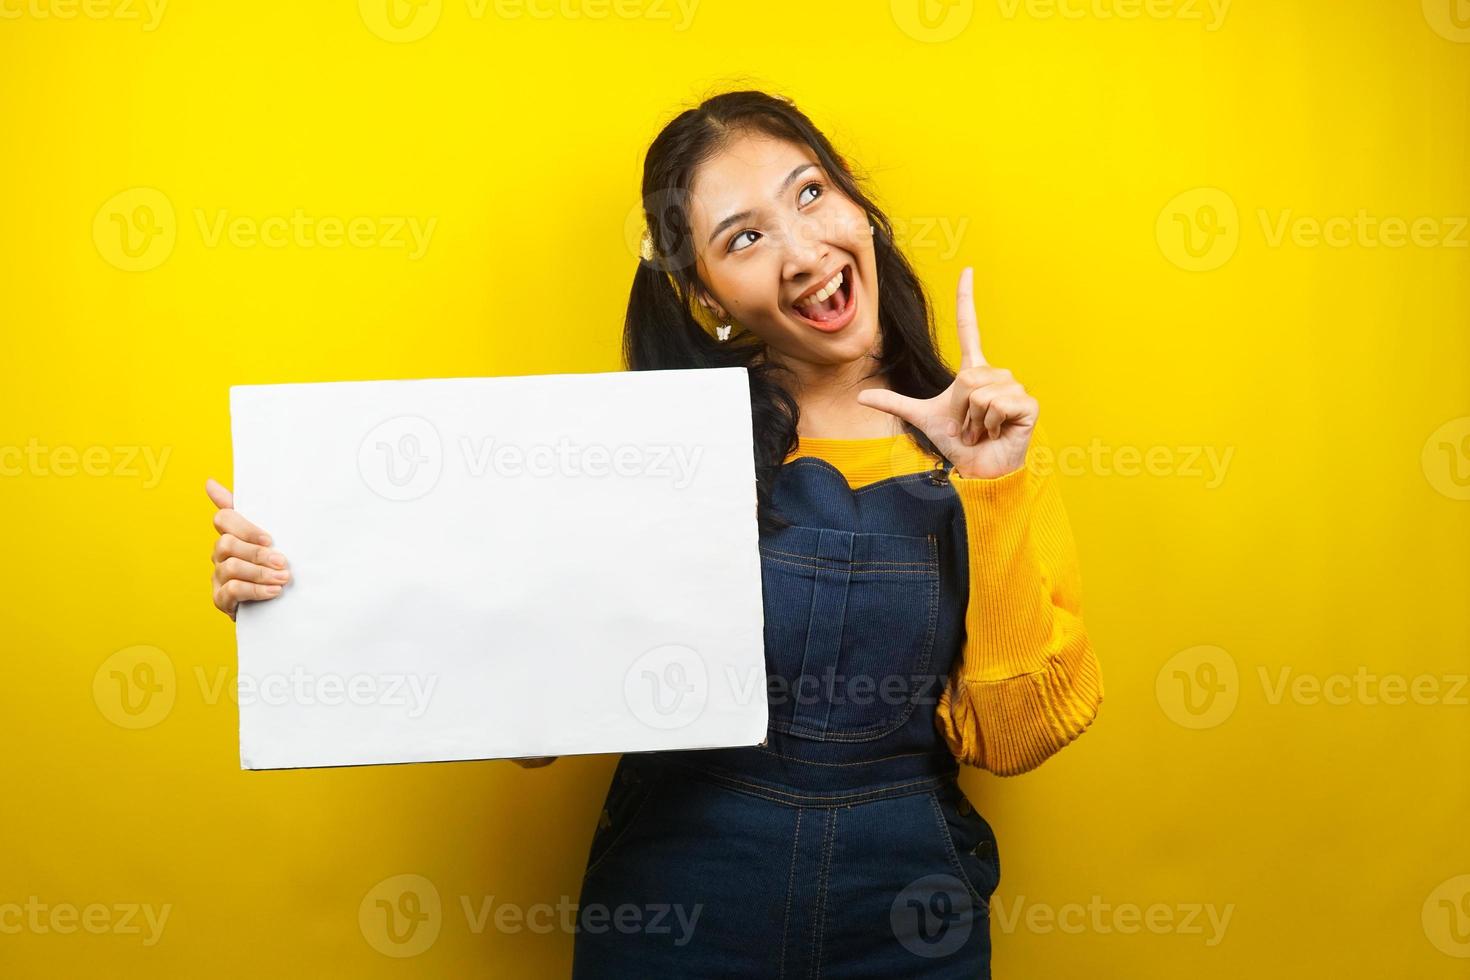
[706,163,819,245]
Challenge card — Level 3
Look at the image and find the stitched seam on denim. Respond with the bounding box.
[759,546,932,567]
[775,607,941,742]
[663,765,949,806]
[814,536,854,735]
[811,811,834,975]
[928,790,985,909]
[771,564,943,740]
[779,807,802,980]
[762,524,935,547]
[775,700,925,740]
[753,746,938,768]
[687,766,944,803]
[778,718,894,740]
[763,557,935,571]
[889,536,941,728]
[817,811,840,975]
[762,554,938,576]
[910,555,941,683]
[799,528,858,734]
[581,773,661,880]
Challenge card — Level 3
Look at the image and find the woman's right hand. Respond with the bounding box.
[207,477,291,621]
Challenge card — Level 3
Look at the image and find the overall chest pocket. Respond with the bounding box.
[759,525,940,741]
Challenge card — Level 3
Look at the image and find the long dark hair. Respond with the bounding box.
[624,89,956,533]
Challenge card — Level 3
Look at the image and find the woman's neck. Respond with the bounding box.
[772,355,902,440]
[799,365,899,437]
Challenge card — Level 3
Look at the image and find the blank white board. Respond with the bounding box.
[230,368,767,769]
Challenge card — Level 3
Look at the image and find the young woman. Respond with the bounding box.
[205,90,1102,977]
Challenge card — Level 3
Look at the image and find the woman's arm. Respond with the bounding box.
[934,423,1104,775]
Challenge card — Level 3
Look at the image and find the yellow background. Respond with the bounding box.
[2,0,1468,975]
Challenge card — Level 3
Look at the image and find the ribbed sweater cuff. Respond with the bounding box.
[935,638,1104,776]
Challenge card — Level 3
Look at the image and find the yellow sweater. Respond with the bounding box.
[784,424,1103,776]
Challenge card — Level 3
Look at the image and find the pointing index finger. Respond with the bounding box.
[956,266,987,369]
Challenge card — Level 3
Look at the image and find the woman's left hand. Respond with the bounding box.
[856,266,1038,479]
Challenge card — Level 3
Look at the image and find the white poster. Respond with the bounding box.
[230,367,767,770]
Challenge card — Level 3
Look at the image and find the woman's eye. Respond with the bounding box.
[727,183,822,253]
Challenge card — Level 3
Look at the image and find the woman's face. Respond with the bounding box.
[686,132,881,371]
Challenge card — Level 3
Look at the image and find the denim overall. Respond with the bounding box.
[571,453,1002,978]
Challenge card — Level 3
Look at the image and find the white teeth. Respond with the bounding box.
[796,269,845,310]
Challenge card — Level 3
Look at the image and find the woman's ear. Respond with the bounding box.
[695,289,726,322]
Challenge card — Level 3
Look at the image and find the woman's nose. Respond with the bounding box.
[779,217,830,272]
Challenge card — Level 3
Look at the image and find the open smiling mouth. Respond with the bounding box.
[790,263,856,333]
